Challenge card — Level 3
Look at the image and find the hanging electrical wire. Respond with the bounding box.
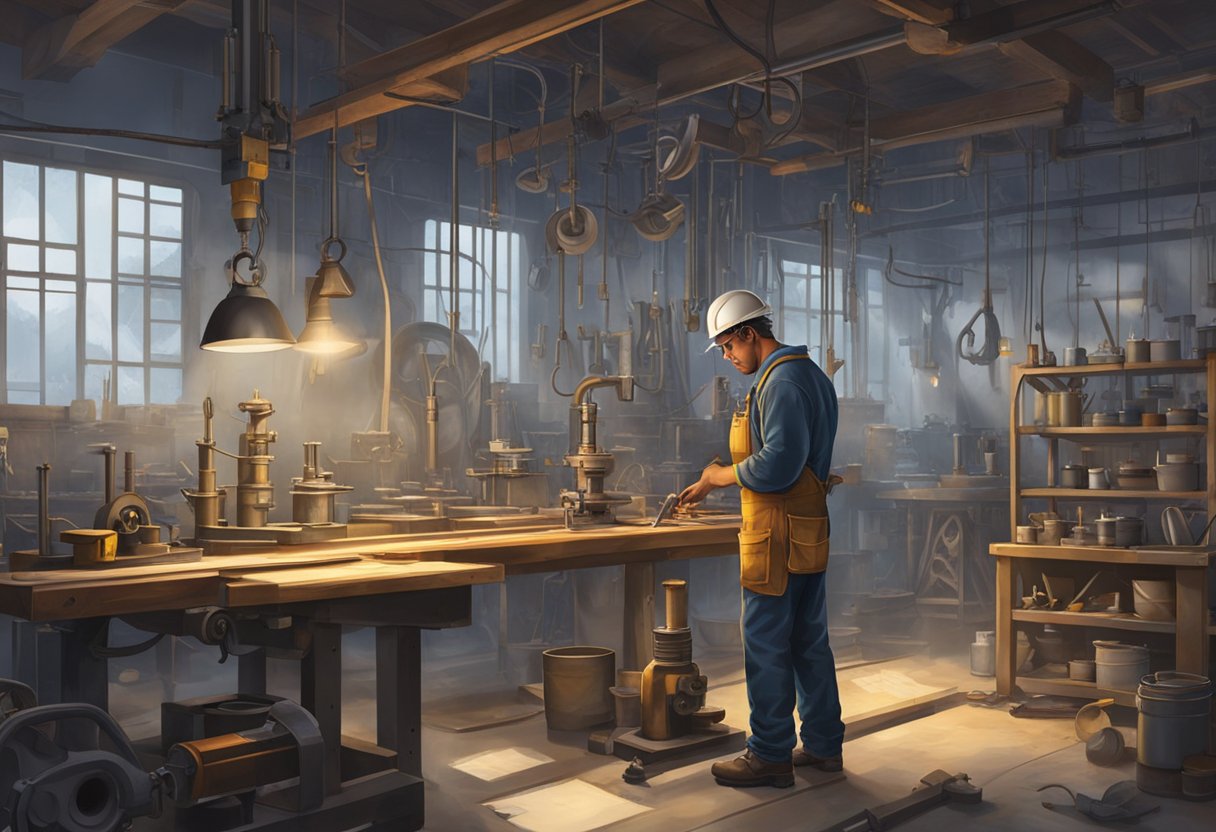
[957,156,1002,365]
[883,246,962,290]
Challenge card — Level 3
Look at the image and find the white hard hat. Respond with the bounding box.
[704,289,771,351]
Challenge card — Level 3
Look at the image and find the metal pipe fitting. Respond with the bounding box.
[37,463,50,557]
[572,374,635,407]
[124,451,135,494]
[663,579,688,631]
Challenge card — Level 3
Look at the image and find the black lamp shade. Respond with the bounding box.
[200,282,296,352]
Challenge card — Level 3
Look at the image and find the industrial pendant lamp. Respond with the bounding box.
[295,276,362,354]
[295,123,357,354]
[201,250,296,352]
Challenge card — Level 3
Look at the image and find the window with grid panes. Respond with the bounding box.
[422,219,523,382]
[779,258,850,372]
[1,160,185,406]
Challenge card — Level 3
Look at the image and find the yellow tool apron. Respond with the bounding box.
[731,354,831,596]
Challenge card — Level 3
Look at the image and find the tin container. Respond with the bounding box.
[1126,337,1151,363]
[1149,339,1181,362]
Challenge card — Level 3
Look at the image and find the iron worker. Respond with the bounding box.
[678,289,844,788]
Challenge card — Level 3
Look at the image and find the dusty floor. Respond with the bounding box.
[406,650,1214,832]
[105,630,1214,832]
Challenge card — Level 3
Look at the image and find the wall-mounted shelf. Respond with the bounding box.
[1011,608,1177,634]
[1017,426,1206,440]
[1020,488,1206,500]
[1017,676,1138,708]
[1018,359,1207,377]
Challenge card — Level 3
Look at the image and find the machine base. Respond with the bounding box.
[195,522,348,553]
[611,723,746,764]
[171,769,423,832]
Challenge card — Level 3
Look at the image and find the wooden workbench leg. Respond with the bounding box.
[994,557,1015,697]
[301,622,343,794]
[376,626,421,778]
[623,562,655,671]
[237,649,267,695]
[60,618,108,710]
[1175,566,1209,678]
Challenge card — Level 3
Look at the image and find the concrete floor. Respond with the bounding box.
[104,633,1214,832]
[407,650,1215,832]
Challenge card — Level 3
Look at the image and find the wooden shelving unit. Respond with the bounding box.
[989,354,1216,700]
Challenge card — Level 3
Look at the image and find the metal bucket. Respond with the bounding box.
[1137,672,1212,770]
[542,646,615,730]
[1094,641,1150,691]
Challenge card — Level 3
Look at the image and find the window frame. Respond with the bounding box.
[0,153,187,407]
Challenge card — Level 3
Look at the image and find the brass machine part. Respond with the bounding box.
[236,389,277,528]
[62,528,117,566]
[639,580,725,741]
[124,449,136,493]
[425,393,439,476]
[185,397,225,529]
[166,727,298,804]
[561,375,635,525]
[228,137,268,236]
[290,441,352,524]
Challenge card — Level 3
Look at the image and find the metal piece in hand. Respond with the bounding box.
[653,493,679,527]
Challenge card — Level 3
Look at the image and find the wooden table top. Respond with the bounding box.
[0,552,503,622]
[0,521,741,621]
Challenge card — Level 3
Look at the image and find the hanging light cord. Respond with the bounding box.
[351,158,392,433]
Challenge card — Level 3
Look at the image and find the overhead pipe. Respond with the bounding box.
[1052,119,1203,161]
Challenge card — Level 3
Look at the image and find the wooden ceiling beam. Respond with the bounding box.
[997,30,1114,102]
[863,0,953,26]
[293,0,647,140]
[771,80,1080,175]
[23,0,187,81]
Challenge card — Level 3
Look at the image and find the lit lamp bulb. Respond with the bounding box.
[999,336,1013,357]
[295,276,362,355]
[929,371,941,388]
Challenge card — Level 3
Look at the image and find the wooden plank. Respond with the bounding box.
[1019,676,1137,707]
[995,556,1015,696]
[1021,487,1206,501]
[870,79,1076,142]
[294,0,646,138]
[1017,425,1206,438]
[990,543,1214,568]
[1175,566,1210,678]
[998,31,1113,102]
[23,0,187,81]
[1012,608,1176,634]
[219,561,503,606]
[945,0,1119,47]
[863,0,953,25]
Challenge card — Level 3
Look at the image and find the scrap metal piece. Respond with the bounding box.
[815,770,982,832]
[652,493,679,527]
[1038,781,1158,821]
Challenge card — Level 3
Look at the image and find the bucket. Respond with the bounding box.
[1136,672,1212,770]
[541,646,615,730]
[1094,641,1150,691]
[610,686,641,728]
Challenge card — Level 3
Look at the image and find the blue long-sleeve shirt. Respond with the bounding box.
[733,345,838,492]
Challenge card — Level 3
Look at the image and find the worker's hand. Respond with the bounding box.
[678,463,736,506]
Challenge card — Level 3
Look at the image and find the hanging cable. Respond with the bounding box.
[957,156,1002,365]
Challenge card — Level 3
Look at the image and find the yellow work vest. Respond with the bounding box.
[730,354,831,596]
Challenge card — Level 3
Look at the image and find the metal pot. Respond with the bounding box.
[1061,464,1088,489]
[1126,337,1151,363]
[1095,516,1118,546]
[1089,467,1110,490]
[1198,324,1216,357]
[1149,339,1181,362]
[1156,461,1199,492]
[1040,518,1073,546]
[1063,346,1088,366]
[1115,516,1143,547]
[1015,525,1038,544]
[1166,407,1198,425]
[1046,391,1086,427]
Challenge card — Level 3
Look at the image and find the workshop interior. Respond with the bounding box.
[0,0,1213,830]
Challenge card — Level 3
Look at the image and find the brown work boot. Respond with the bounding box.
[792,747,843,772]
[711,749,794,788]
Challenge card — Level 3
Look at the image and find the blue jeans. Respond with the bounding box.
[742,571,844,763]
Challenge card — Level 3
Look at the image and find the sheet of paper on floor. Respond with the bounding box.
[849,670,944,699]
[451,747,554,781]
[485,778,649,832]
